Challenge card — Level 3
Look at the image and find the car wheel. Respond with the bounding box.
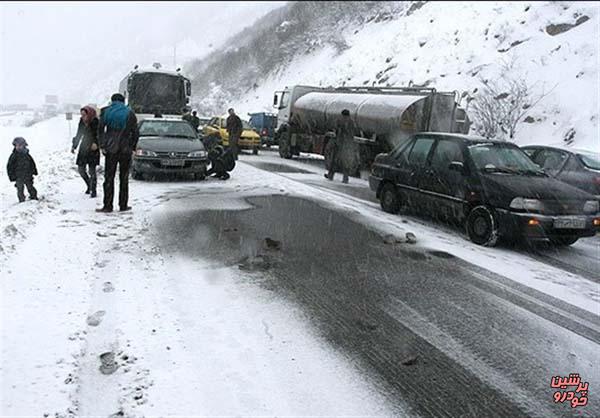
[252,147,259,155]
[380,183,401,214]
[549,236,579,246]
[132,170,143,180]
[466,205,499,246]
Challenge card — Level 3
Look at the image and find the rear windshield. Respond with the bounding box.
[139,120,197,138]
[577,151,600,170]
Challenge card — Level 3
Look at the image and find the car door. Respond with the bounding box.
[391,136,435,206]
[419,139,467,220]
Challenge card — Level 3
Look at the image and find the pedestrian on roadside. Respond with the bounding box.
[226,107,243,161]
[205,142,235,180]
[190,110,201,132]
[71,105,100,197]
[325,109,359,184]
[6,137,38,203]
[96,93,139,213]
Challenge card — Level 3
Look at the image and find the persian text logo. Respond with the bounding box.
[551,373,588,408]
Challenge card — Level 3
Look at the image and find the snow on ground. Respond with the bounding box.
[1,116,598,416]
[231,1,599,152]
[0,117,401,416]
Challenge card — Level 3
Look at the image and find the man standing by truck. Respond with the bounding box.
[226,108,242,160]
[325,109,359,184]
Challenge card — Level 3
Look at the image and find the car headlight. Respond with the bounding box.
[509,197,543,212]
[135,149,157,157]
[188,150,207,158]
[583,200,599,214]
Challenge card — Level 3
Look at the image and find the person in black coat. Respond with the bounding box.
[6,137,38,202]
[72,105,100,197]
[226,108,243,161]
[97,93,139,213]
[206,144,235,180]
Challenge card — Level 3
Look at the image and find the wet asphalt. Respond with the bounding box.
[155,193,600,418]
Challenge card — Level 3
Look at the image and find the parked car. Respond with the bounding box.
[369,133,600,246]
[521,145,600,199]
[132,117,208,180]
[202,116,261,154]
[248,112,278,147]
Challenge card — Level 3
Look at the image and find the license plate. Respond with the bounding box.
[161,159,185,167]
[554,217,586,229]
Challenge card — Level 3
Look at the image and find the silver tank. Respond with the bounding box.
[292,91,465,147]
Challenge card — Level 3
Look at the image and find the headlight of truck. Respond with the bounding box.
[583,200,599,214]
[135,149,157,157]
[188,150,207,158]
[509,197,543,212]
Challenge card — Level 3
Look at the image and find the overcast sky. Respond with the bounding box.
[0,1,285,106]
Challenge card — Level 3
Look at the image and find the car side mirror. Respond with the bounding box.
[448,161,466,174]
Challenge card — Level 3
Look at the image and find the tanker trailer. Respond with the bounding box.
[273,85,470,170]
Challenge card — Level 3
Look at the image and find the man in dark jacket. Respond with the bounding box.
[226,108,243,161]
[190,110,201,131]
[7,137,38,202]
[97,93,139,213]
[205,142,235,180]
[325,109,359,184]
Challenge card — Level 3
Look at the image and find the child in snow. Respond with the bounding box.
[7,137,38,202]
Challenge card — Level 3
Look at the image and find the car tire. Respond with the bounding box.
[132,170,143,180]
[466,205,499,247]
[549,236,579,246]
[380,183,401,214]
[252,147,259,155]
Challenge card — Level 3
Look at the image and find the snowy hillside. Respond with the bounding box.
[190,1,599,151]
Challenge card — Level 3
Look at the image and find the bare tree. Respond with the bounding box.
[469,59,554,140]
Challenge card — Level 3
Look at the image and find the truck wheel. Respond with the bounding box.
[549,236,579,246]
[466,205,499,247]
[380,183,401,214]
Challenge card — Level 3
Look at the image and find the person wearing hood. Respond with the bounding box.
[6,137,38,203]
[72,105,100,197]
[96,93,139,213]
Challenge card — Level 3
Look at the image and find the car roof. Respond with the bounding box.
[414,132,506,144]
[520,144,598,156]
[141,117,188,123]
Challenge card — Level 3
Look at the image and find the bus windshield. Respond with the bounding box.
[129,73,186,115]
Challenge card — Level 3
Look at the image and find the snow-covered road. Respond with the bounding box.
[1,116,599,417]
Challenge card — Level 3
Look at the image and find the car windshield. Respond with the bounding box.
[242,120,253,130]
[577,151,600,170]
[139,120,197,138]
[469,143,544,174]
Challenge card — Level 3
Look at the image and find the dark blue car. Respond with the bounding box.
[248,112,278,147]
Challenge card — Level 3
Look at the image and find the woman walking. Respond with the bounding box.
[72,105,100,197]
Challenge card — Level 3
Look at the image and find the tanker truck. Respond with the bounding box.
[272,85,470,170]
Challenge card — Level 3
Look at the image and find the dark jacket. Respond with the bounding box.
[334,117,359,173]
[208,145,235,174]
[99,102,139,155]
[7,149,38,181]
[72,118,100,166]
[226,114,243,136]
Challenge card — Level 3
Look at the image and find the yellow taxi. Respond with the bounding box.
[203,115,261,154]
